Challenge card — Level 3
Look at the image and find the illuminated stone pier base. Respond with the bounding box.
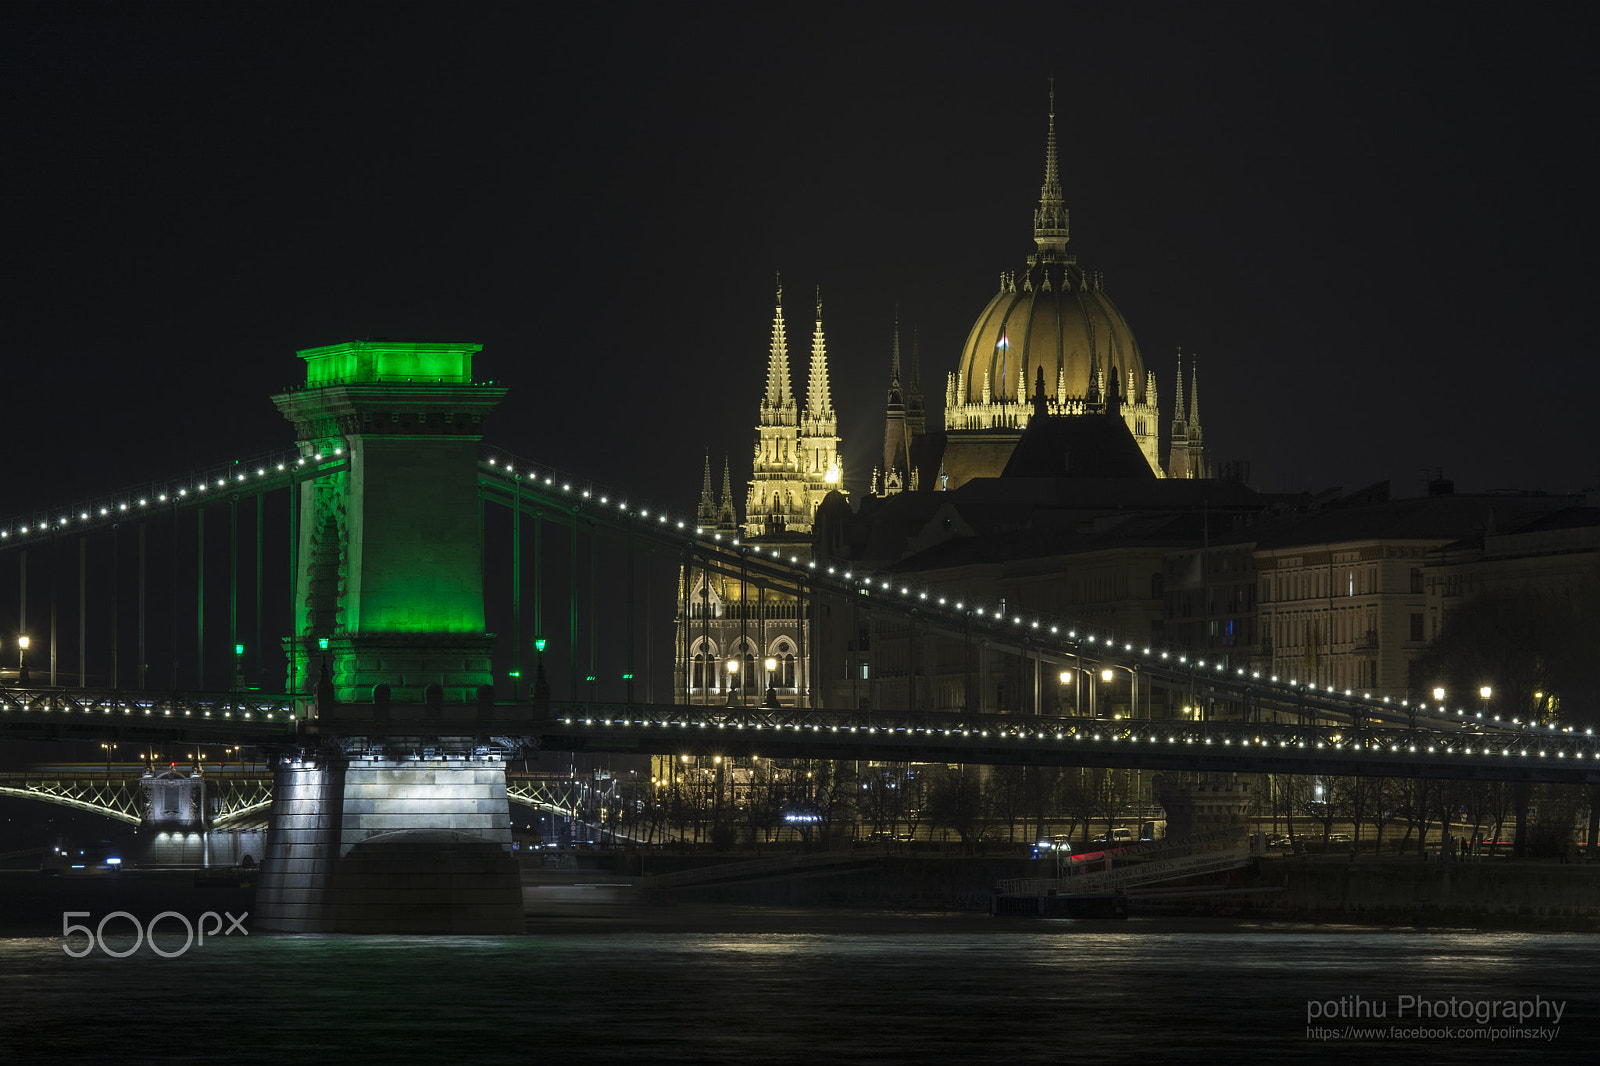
[254,752,522,934]
[253,759,346,931]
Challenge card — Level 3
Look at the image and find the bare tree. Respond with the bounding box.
[986,765,1028,844]
[1060,768,1101,847]
[926,765,983,852]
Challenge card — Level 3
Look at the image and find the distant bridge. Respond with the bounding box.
[0,764,639,826]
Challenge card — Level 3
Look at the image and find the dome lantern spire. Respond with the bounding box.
[1032,77,1072,262]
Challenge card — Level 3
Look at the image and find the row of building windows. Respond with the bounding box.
[687,652,798,690]
[1260,565,1424,602]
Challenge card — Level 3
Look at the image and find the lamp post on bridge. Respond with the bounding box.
[1059,669,1082,716]
[17,635,28,684]
[533,638,550,711]
[1096,664,1142,721]
[725,658,739,707]
[764,657,779,709]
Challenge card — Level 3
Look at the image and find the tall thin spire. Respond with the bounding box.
[880,312,909,495]
[1173,348,1186,422]
[697,452,716,529]
[887,308,903,403]
[764,273,792,412]
[806,286,832,419]
[1032,76,1071,259]
[1188,358,1201,428]
[905,322,926,460]
[718,456,739,531]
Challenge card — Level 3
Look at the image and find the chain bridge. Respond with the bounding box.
[0,339,1587,930]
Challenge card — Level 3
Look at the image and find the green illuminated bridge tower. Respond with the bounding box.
[256,340,523,933]
[273,340,506,700]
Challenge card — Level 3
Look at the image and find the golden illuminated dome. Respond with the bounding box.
[937,83,1166,489]
[954,265,1145,406]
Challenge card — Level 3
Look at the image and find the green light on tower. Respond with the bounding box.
[235,643,245,656]
[534,638,547,653]
[318,637,330,651]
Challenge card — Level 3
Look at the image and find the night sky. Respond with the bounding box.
[5,2,1596,518]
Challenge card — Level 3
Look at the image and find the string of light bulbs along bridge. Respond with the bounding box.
[544,709,1600,773]
[0,444,1579,739]
[0,690,299,733]
[0,446,350,542]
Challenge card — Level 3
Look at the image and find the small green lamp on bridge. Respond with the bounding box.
[533,638,550,707]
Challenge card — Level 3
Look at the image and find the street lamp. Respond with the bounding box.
[1432,686,1446,702]
[725,658,739,706]
[764,657,779,708]
[17,635,28,684]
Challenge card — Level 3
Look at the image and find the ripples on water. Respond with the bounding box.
[1,916,1593,1065]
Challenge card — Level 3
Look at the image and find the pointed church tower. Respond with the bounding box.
[1185,358,1208,478]
[747,276,801,536]
[878,312,910,495]
[1168,350,1191,479]
[746,277,838,537]
[799,286,842,516]
[718,457,740,532]
[696,453,718,533]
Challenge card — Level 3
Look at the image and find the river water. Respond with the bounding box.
[2,906,1594,1064]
